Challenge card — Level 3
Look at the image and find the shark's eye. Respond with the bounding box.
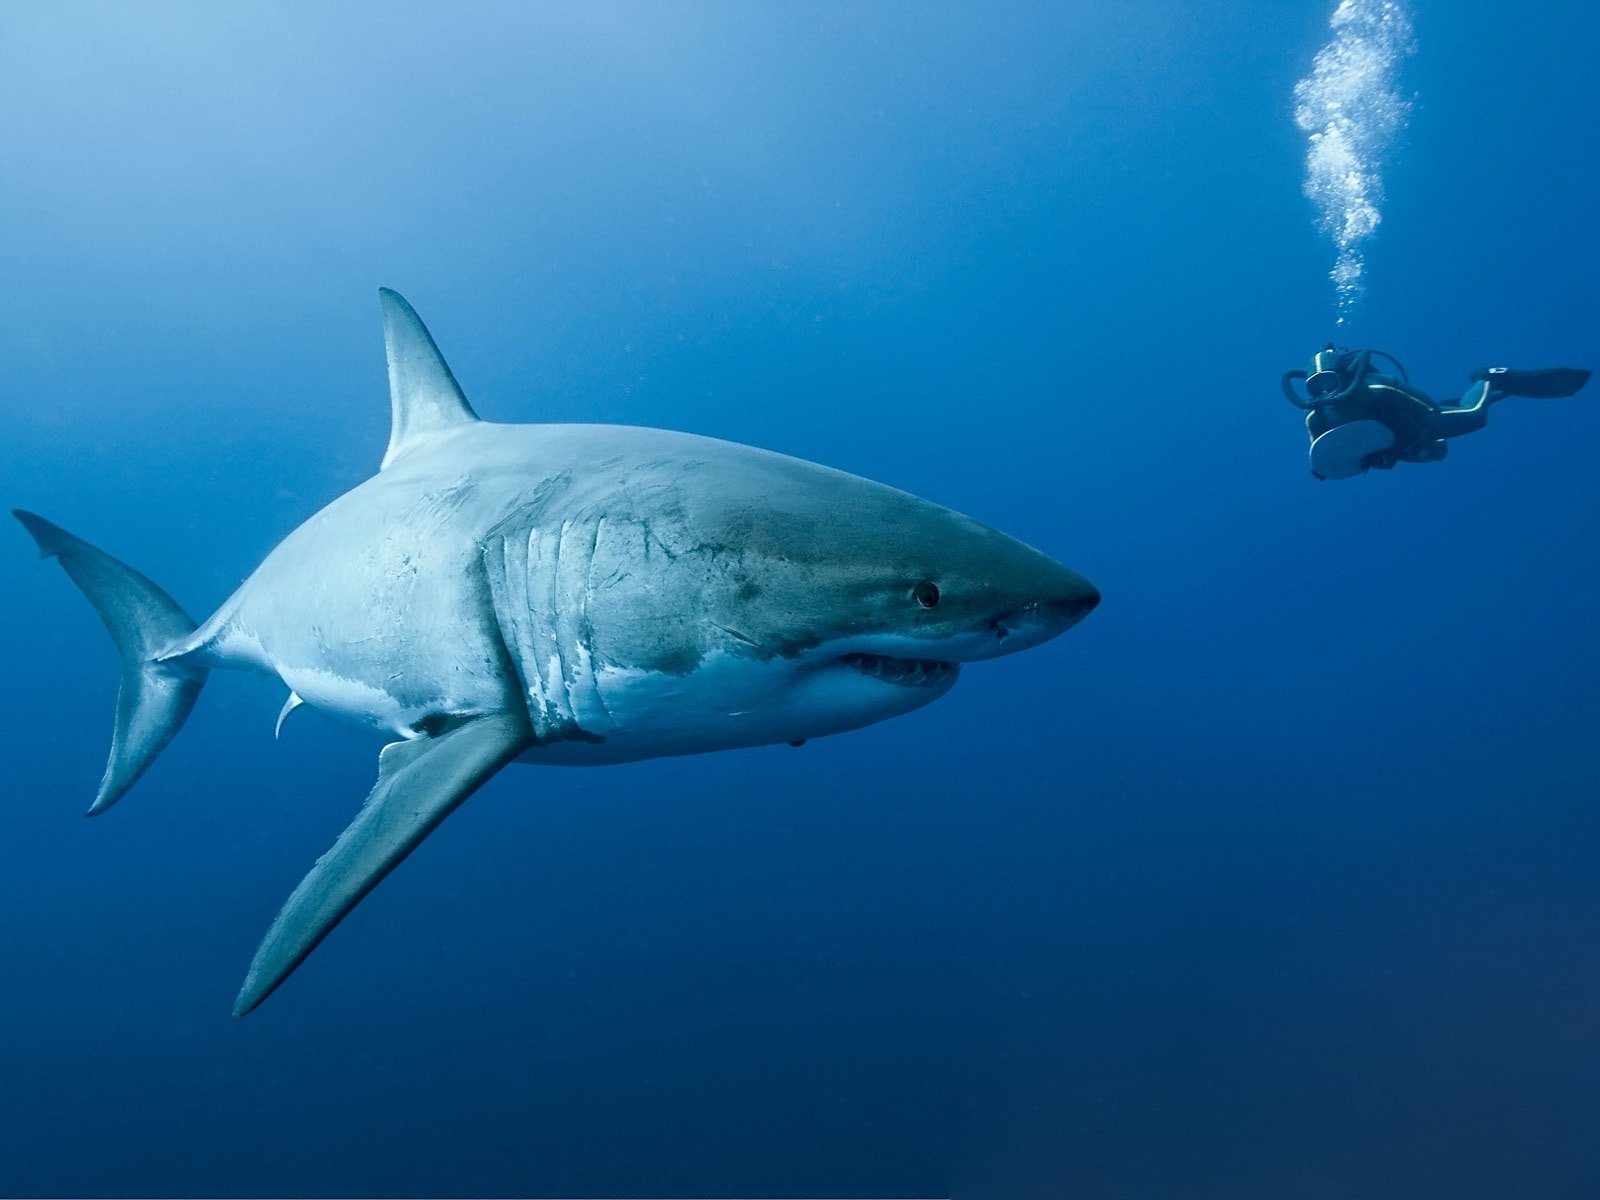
[913,581,941,609]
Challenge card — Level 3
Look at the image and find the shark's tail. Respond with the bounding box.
[14,511,207,815]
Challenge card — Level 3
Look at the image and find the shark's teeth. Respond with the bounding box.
[840,652,959,688]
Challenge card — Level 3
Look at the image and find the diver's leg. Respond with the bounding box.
[1430,380,1496,440]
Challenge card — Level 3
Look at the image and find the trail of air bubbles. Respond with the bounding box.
[1294,0,1415,324]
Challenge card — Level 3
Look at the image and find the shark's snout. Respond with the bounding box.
[1044,573,1100,628]
[981,566,1099,657]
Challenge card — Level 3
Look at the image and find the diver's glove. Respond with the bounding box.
[1469,366,1592,398]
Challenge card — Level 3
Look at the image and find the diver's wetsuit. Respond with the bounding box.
[1300,350,1494,468]
[1284,348,1589,476]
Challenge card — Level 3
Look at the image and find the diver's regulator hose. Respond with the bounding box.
[1281,370,1315,409]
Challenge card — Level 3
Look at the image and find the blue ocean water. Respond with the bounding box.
[1,2,1596,1196]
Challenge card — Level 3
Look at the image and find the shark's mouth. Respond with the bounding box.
[840,652,960,688]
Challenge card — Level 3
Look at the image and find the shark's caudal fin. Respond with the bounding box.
[13,511,207,815]
[378,288,479,470]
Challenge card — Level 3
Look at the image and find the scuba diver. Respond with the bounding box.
[1282,346,1591,480]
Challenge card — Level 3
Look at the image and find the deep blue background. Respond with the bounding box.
[2,3,1597,1197]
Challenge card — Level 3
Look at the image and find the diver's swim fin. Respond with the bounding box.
[1470,366,1592,399]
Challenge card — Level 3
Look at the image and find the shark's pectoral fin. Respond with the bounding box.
[233,710,533,1016]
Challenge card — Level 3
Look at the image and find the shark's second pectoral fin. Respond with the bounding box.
[273,691,304,739]
[234,710,533,1016]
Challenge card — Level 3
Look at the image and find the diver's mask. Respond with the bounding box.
[1305,347,1349,399]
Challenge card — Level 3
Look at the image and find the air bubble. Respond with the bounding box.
[1294,0,1416,323]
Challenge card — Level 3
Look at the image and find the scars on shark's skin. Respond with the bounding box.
[14,289,1100,1014]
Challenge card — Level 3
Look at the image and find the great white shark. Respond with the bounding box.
[15,289,1099,1014]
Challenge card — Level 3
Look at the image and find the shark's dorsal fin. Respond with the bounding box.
[378,288,479,470]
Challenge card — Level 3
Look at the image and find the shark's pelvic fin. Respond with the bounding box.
[378,288,479,470]
[274,691,304,739]
[13,511,207,815]
[233,710,533,1016]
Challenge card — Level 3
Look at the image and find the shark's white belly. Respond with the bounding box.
[519,647,953,766]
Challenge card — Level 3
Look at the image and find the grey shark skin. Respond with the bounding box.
[15,289,1098,1015]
